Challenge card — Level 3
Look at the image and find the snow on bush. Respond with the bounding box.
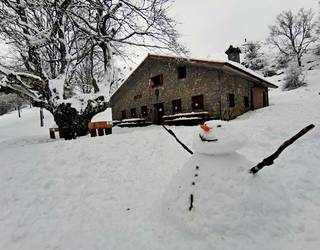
[283,63,306,90]
[241,41,267,71]
[275,53,291,70]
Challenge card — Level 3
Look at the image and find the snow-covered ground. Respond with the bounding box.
[1,57,320,249]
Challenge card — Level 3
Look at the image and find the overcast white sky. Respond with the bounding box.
[0,1,318,63]
[170,0,318,58]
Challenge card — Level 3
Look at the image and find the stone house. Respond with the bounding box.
[110,50,277,124]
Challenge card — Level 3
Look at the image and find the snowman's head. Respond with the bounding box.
[193,122,246,155]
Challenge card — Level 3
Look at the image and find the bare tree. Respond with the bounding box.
[268,8,316,67]
[0,0,186,139]
[314,1,320,55]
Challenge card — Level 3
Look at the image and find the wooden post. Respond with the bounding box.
[58,129,63,139]
[49,128,55,139]
[18,105,21,118]
[40,108,44,127]
[105,127,112,135]
[90,129,97,137]
[97,128,104,136]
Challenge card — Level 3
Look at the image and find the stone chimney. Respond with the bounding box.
[225,45,242,63]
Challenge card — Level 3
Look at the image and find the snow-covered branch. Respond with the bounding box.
[268,8,316,66]
[0,0,185,138]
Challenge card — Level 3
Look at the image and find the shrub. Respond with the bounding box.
[283,64,306,90]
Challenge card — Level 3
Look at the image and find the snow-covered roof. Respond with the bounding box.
[111,53,277,100]
[147,54,278,89]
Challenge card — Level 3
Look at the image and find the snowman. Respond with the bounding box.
[163,121,291,241]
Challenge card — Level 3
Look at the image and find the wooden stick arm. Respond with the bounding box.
[249,124,315,174]
[162,125,193,155]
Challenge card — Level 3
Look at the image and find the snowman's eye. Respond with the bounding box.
[217,125,222,128]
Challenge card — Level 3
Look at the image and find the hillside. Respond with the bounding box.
[0,55,320,249]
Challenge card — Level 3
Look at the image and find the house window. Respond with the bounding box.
[192,95,204,110]
[130,108,137,118]
[172,99,182,113]
[121,110,127,120]
[149,74,163,88]
[141,106,148,116]
[177,66,186,79]
[229,94,235,107]
[244,96,249,108]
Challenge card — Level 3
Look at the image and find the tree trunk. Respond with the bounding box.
[297,56,302,67]
[53,103,93,140]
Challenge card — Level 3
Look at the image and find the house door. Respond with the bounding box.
[154,103,164,124]
[251,86,267,110]
[263,92,268,107]
[250,88,254,110]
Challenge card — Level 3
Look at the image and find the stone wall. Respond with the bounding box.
[220,71,254,120]
[110,57,266,122]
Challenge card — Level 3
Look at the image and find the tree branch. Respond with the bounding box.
[249,124,315,174]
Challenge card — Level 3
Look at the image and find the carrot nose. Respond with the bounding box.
[200,124,211,132]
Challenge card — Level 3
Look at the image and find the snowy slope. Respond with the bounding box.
[0,57,320,249]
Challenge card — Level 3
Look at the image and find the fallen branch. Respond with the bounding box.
[249,124,315,174]
[162,125,193,154]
